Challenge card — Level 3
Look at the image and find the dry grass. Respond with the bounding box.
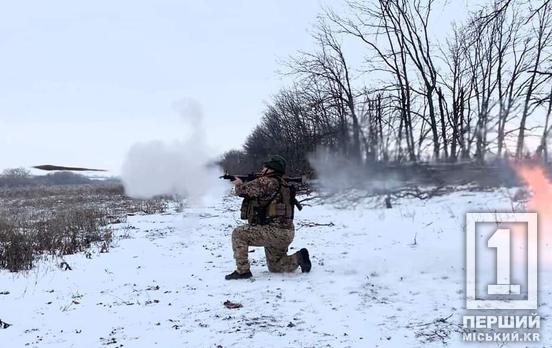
[0,219,33,271]
[0,182,174,272]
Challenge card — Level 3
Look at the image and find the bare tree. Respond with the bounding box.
[222,0,552,173]
[288,19,362,161]
[516,1,552,157]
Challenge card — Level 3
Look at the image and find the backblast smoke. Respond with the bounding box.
[121,98,222,203]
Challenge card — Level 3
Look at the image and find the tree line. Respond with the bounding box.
[0,168,108,187]
[221,0,552,175]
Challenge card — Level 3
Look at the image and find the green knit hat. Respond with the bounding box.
[263,155,286,174]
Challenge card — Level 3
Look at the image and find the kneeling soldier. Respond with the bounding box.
[225,155,311,280]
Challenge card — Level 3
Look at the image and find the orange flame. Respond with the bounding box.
[514,164,552,262]
[515,164,552,214]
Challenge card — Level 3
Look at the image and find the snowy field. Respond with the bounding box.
[1,188,550,347]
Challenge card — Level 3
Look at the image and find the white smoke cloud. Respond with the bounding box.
[308,147,400,193]
[121,98,223,203]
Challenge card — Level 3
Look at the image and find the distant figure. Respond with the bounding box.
[225,155,311,280]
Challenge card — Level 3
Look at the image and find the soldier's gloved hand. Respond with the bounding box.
[233,177,243,186]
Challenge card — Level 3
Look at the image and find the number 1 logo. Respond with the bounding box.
[466,213,538,310]
[487,228,521,295]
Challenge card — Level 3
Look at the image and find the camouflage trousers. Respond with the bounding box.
[231,223,299,274]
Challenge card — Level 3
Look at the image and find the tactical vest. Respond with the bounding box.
[240,178,294,226]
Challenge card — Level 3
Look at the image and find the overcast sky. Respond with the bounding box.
[0,0,473,174]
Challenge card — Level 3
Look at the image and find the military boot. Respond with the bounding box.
[297,248,312,273]
[225,270,253,280]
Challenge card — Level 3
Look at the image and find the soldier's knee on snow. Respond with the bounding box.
[267,264,283,273]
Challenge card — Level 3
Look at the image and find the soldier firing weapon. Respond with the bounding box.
[222,155,311,280]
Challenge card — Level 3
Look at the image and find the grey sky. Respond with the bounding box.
[0,0,472,174]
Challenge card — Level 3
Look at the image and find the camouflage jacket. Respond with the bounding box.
[235,175,293,228]
[235,175,280,203]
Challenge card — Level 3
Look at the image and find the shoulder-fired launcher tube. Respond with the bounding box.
[219,173,304,184]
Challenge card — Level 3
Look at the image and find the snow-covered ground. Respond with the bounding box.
[1,188,550,347]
